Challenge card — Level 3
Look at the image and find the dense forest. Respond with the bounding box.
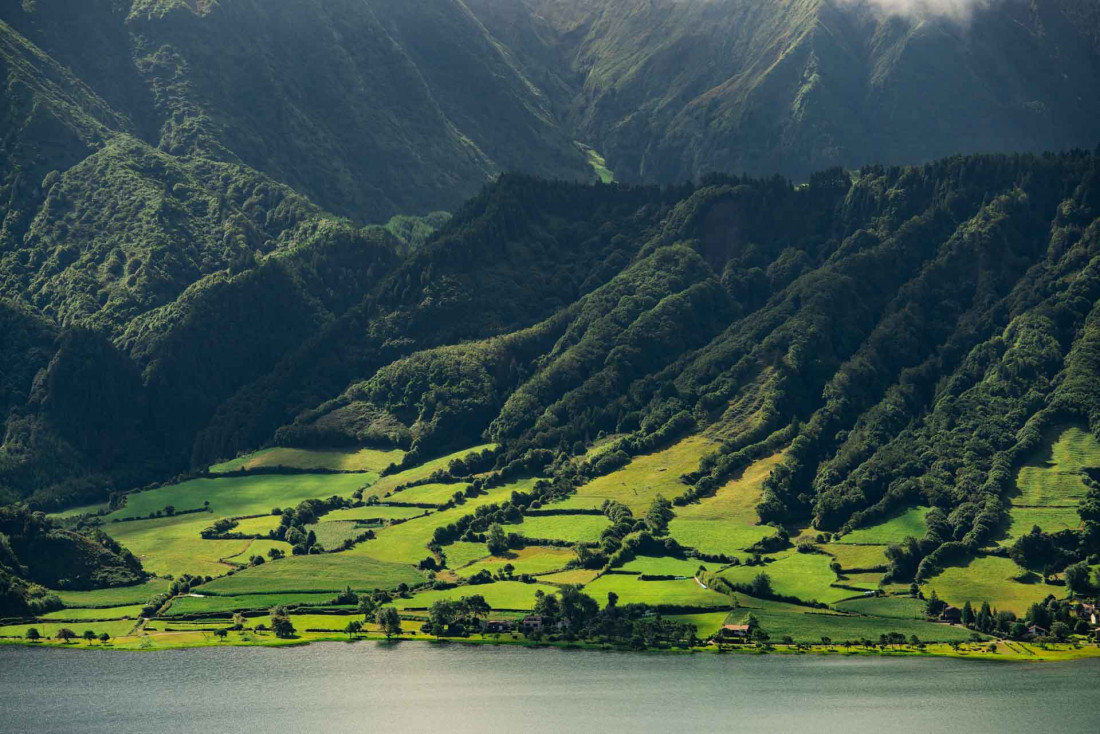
[0,0,1099,607]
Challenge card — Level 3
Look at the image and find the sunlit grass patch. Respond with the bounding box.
[923,555,1061,614]
[209,446,405,473]
[838,506,930,545]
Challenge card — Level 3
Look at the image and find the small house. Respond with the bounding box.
[717,624,751,642]
[1027,624,1048,639]
[521,615,543,634]
[940,606,962,624]
[482,619,514,634]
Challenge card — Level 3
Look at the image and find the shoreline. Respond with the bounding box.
[3,631,1098,663]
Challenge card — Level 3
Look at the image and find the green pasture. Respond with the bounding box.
[195,554,424,595]
[727,600,975,644]
[1000,507,1082,543]
[209,446,405,474]
[107,514,252,578]
[455,546,575,578]
[621,556,707,577]
[668,451,783,555]
[1014,425,1100,506]
[224,539,292,563]
[665,612,730,639]
[824,544,888,570]
[834,595,928,619]
[0,620,138,639]
[307,520,366,550]
[718,552,854,605]
[365,445,495,499]
[396,581,559,611]
[109,473,369,521]
[839,506,930,545]
[55,579,169,608]
[322,505,429,523]
[48,502,109,519]
[581,574,731,609]
[234,515,283,535]
[923,555,1061,614]
[444,541,490,569]
[539,569,600,585]
[38,604,145,621]
[511,514,610,543]
[163,592,337,616]
[388,483,469,505]
[556,435,716,514]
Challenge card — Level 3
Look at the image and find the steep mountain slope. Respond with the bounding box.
[470,0,1100,182]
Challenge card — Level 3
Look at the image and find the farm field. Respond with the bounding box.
[364,445,495,499]
[164,592,338,616]
[621,556,708,577]
[823,544,888,570]
[581,574,731,609]
[109,473,370,521]
[834,595,928,619]
[718,552,857,605]
[1000,507,1082,543]
[923,555,1061,614]
[667,452,783,555]
[395,581,559,611]
[38,604,145,621]
[0,620,138,639]
[443,542,490,569]
[233,515,283,535]
[209,446,406,473]
[107,514,253,578]
[387,482,469,505]
[322,505,429,522]
[54,579,169,608]
[224,539,292,563]
[195,554,424,595]
[306,520,367,550]
[539,569,600,585]
[665,612,730,639]
[1013,425,1100,506]
[455,547,575,578]
[47,502,109,519]
[555,435,716,514]
[510,514,610,543]
[839,506,930,545]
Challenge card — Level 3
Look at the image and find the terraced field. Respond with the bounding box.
[1002,425,1098,540]
[55,579,169,608]
[364,445,495,499]
[38,605,145,621]
[667,451,783,556]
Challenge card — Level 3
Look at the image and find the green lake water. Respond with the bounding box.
[2,644,1098,732]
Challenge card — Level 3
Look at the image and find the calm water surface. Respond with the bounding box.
[2,643,1098,733]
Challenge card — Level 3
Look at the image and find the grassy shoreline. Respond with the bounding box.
[3,631,1097,663]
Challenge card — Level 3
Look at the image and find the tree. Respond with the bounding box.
[643,495,674,536]
[1051,621,1070,640]
[961,601,974,626]
[82,630,96,642]
[56,628,76,643]
[25,628,40,641]
[214,628,228,641]
[267,547,285,560]
[358,595,378,621]
[376,607,403,640]
[270,606,296,639]
[487,523,509,556]
[924,589,945,617]
[749,572,772,598]
[344,620,363,639]
[98,632,110,644]
[1064,562,1091,594]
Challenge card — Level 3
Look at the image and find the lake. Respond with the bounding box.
[2,643,1098,733]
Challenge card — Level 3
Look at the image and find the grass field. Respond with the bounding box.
[223,539,292,563]
[444,541,490,569]
[209,447,406,473]
[834,595,927,619]
[233,515,283,535]
[923,555,1061,614]
[307,521,367,550]
[48,502,109,519]
[727,598,974,643]
[388,483,469,505]
[110,473,370,521]
[38,604,145,621]
[668,451,783,555]
[1000,507,1082,543]
[539,569,600,585]
[55,579,169,608]
[321,505,429,523]
[839,506,930,545]
[365,445,495,499]
[823,544,888,570]
[195,554,425,595]
[455,547,575,578]
[620,556,708,577]
[556,435,716,514]
[347,481,535,565]
[665,612,730,639]
[841,572,885,587]
[581,574,731,609]
[510,514,610,543]
[108,514,253,578]
[395,581,559,611]
[164,592,338,616]
[718,552,855,605]
[0,620,138,639]
[1014,425,1100,506]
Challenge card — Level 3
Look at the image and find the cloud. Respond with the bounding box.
[834,0,994,23]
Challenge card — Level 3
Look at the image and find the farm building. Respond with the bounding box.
[716,624,751,641]
[939,606,962,624]
[482,620,514,634]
